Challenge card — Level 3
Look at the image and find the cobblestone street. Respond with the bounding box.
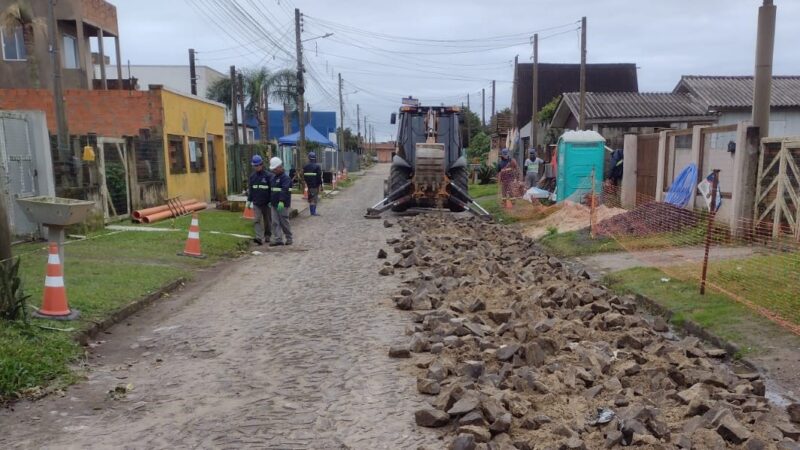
[0,164,440,449]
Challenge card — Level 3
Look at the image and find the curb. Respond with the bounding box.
[75,278,186,346]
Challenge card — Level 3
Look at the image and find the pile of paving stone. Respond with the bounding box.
[378,215,800,450]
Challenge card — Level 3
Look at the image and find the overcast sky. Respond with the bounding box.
[112,0,800,140]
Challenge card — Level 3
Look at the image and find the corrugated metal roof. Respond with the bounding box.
[561,92,711,121]
[674,76,800,108]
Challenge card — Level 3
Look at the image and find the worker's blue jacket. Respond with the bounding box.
[302,163,323,188]
[247,170,272,206]
[270,171,292,208]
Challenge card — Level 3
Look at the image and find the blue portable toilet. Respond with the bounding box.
[556,130,606,202]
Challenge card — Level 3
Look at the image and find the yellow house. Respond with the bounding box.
[159,88,227,202]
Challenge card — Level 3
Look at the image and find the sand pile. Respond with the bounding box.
[523,201,626,240]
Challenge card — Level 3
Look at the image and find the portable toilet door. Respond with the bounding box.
[556,130,606,202]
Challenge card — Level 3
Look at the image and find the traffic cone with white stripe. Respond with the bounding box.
[242,204,255,220]
[33,242,79,320]
[303,185,309,199]
[179,212,205,258]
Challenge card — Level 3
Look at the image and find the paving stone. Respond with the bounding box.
[415,408,451,428]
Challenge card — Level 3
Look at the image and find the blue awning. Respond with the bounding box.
[277,124,337,149]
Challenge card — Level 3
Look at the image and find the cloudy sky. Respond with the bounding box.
[112,0,800,140]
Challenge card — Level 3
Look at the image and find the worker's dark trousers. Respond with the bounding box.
[253,204,271,241]
[270,206,293,244]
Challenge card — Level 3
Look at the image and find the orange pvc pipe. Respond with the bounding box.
[141,202,208,224]
[133,199,198,219]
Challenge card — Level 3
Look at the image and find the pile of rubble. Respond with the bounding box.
[378,216,800,450]
[594,202,700,237]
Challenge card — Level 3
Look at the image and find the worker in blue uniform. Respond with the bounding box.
[268,157,293,246]
[302,152,323,216]
[246,155,271,245]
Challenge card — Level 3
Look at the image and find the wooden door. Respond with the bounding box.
[636,134,660,204]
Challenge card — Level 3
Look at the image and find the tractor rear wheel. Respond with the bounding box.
[389,165,411,212]
[448,166,470,212]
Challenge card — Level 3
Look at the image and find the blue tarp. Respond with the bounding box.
[664,163,698,208]
[277,124,337,149]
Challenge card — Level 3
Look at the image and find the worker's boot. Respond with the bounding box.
[310,205,317,216]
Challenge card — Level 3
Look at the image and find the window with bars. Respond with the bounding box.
[188,138,206,173]
[168,135,187,174]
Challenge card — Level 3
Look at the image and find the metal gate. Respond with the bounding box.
[0,114,37,236]
[755,137,800,239]
[98,137,131,219]
[636,133,660,204]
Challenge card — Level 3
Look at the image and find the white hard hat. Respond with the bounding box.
[269,157,283,170]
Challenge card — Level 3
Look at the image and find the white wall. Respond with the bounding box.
[719,110,800,138]
[94,65,225,98]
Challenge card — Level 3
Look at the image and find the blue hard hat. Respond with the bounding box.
[308,152,317,160]
[251,155,263,166]
[500,148,509,157]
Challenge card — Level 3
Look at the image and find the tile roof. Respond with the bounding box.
[561,92,712,122]
[674,75,800,109]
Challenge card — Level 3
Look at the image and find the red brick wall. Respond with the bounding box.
[0,89,162,136]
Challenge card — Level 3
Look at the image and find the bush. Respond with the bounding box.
[477,164,496,185]
[0,259,29,323]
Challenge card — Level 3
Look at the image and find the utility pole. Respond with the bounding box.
[531,33,539,152]
[356,103,361,152]
[189,49,197,95]
[230,65,239,145]
[482,88,486,127]
[294,8,306,154]
[512,56,518,132]
[48,0,68,162]
[491,80,496,124]
[467,93,471,145]
[752,0,776,138]
[338,73,345,152]
[238,71,248,144]
[579,16,587,130]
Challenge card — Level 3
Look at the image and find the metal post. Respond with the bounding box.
[467,93,471,145]
[295,8,306,154]
[579,17,587,130]
[356,103,361,152]
[189,48,197,95]
[700,169,720,295]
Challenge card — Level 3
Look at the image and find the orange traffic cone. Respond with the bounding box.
[33,242,79,320]
[333,173,338,190]
[343,168,348,180]
[179,213,205,258]
[242,204,255,220]
[504,198,513,209]
[303,185,309,199]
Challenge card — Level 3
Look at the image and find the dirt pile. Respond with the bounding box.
[523,201,626,240]
[379,215,799,450]
[595,203,699,237]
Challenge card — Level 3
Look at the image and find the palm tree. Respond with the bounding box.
[244,67,296,143]
[1,0,46,88]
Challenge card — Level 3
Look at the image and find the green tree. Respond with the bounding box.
[207,68,298,142]
[243,67,297,143]
[462,107,485,142]
[538,95,561,124]
[1,1,46,88]
[467,131,491,163]
[336,127,359,151]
